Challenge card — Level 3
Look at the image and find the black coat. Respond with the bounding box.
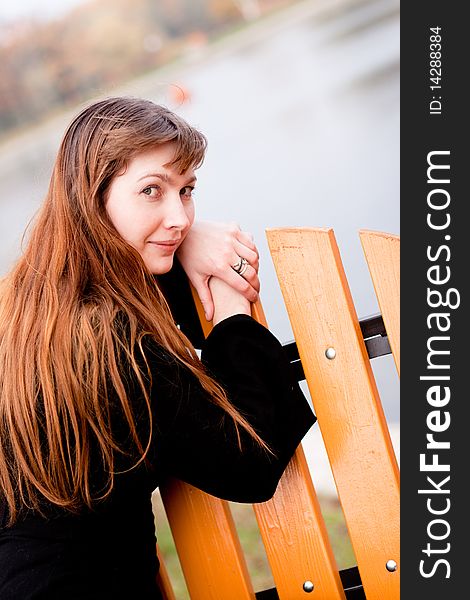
[0,268,316,599]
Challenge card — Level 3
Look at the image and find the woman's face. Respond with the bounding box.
[106,143,196,274]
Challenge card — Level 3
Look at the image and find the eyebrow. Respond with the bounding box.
[137,172,197,186]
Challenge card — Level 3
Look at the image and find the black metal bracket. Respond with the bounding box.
[283,313,391,383]
[359,313,392,359]
[255,566,365,599]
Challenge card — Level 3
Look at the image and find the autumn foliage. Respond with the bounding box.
[0,0,289,141]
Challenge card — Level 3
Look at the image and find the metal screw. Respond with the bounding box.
[386,559,398,572]
[303,580,314,593]
[325,347,336,360]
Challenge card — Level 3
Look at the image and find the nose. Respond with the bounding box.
[163,194,191,231]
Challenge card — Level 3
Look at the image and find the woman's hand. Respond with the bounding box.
[208,277,251,326]
[176,221,260,321]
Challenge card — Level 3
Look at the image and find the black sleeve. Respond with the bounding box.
[146,314,316,503]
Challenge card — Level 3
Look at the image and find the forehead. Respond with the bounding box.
[128,143,176,173]
[125,143,195,179]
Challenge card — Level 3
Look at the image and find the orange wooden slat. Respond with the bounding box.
[359,230,400,376]
[158,283,255,600]
[251,302,346,600]
[254,448,346,599]
[266,227,400,600]
[185,289,344,598]
[156,545,177,600]
[160,479,255,600]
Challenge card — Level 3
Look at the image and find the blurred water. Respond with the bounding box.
[0,0,399,421]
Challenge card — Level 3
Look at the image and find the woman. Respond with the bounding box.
[0,97,315,599]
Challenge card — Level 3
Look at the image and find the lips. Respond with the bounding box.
[148,240,180,246]
[147,240,181,255]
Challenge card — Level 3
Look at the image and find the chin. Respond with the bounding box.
[147,256,175,275]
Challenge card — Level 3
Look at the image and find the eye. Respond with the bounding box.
[180,186,195,199]
[141,185,161,199]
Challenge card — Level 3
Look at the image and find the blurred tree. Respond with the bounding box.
[232,0,261,21]
[0,0,293,140]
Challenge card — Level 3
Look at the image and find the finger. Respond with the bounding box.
[236,229,257,252]
[223,268,259,303]
[232,240,259,272]
[192,279,215,321]
[237,264,260,293]
[228,259,260,291]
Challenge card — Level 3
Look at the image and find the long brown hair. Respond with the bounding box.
[0,97,266,525]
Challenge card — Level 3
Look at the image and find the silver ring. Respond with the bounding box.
[231,257,248,274]
[238,260,249,276]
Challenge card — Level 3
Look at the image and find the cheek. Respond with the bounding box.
[107,204,135,241]
[107,204,150,250]
[186,203,196,228]
[106,187,152,244]
[180,205,195,242]
[106,187,129,236]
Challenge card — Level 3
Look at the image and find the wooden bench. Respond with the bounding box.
[155,227,400,600]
